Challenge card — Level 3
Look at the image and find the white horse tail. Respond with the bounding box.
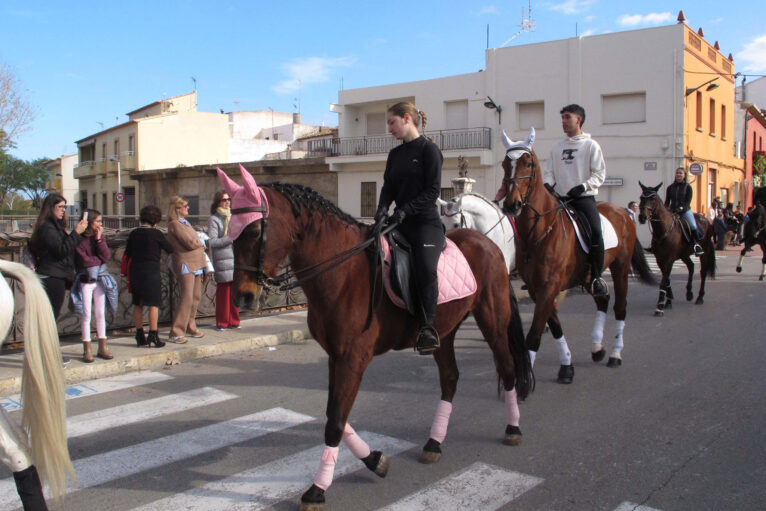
[0,260,75,501]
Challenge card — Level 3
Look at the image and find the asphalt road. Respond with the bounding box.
[3,251,764,510]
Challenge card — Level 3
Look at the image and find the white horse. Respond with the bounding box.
[0,259,75,509]
[438,192,516,273]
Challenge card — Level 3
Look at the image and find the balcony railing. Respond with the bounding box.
[325,127,492,156]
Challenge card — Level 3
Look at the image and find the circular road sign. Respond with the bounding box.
[115,192,125,203]
[689,162,704,176]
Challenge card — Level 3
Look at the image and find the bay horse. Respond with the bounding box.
[638,182,716,315]
[495,129,655,382]
[437,192,516,272]
[218,166,533,511]
[0,259,75,508]
[735,204,766,280]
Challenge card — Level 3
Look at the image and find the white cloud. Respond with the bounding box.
[585,15,595,22]
[580,29,595,37]
[273,56,356,95]
[710,17,723,24]
[549,0,595,15]
[738,34,766,73]
[617,12,673,26]
[478,5,499,15]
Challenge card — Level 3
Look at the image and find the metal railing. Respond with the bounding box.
[327,127,492,156]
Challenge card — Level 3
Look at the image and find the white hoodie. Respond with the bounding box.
[543,133,605,197]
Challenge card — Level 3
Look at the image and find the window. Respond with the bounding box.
[124,187,136,216]
[80,191,88,210]
[441,187,455,201]
[445,100,468,130]
[102,143,106,159]
[709,98,716,135]
[602,93,646,124]
[517,101,544,129]
[128,135,134,153]
[361,182,377,217]
[102,193,107,214]
[696,91,703,131]
[721,105,726,139]
[114,138,120,156]
[366,113,386,135]
[186,196,199,216]
[92,193,96,211]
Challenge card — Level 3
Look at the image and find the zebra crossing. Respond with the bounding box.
[1,371,665,510]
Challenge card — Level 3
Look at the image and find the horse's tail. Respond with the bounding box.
[630,240,657,285]
[506,282,534,401]
[0,260,75,501]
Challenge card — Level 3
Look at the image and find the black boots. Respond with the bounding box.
[13,465,48,511]
[589,244,609,297]
[135,328,148,347]
[147,330,166,348]
[693,229,705,256]
[415,326,440,355]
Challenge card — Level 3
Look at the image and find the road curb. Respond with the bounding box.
[0,328,312,396]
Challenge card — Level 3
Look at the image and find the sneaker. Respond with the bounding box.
[62,356,71,367]
[215,326,227,332]
[167,336,189,344]
[693,243,704,256]
[591,277,609,297]
[228,324,241,329]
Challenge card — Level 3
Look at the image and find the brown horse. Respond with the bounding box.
[638,182,716,315]
[218,166,533,511]
[735,203,766,280]
[495,129,655,383]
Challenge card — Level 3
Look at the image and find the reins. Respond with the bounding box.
[640,192,676,247]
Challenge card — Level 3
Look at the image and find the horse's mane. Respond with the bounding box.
[263,182,362,227]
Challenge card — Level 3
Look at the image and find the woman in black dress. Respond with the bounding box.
[125,205,173,347]
[375,102,444,354]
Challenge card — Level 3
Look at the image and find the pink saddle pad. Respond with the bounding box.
[380,236,477,309]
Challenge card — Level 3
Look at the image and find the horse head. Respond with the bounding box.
[637,181,663,224]
[743,204,766,241]
[498,127,537,217]
[438,196,465,229]
[217,165,270,309]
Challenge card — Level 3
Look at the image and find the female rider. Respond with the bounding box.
[665,167,704,256]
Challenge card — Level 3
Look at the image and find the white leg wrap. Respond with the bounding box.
[504,389,520,427]
[0,408,32,472]
[429,400,453,443]
[555,335,571,366]
[736,254,744,269]
[591,311,606,347]
[528,350,536,368]
[313,445,339,491]
[761,263,766,277]
[611,320,625,358]
[342,423,371,459]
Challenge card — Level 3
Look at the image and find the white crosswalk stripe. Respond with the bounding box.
[132,431,415,510]
[378,462,542,511]
[614,502,662,511]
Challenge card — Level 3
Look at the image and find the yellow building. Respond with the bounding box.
[44,153,79,209]
[74,92,228,216]
[682,21,744,211]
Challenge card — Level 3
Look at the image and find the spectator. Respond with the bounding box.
[74,209,113,362]
[207,190,240,331]
[713,209,728,250]
[166,196,206,344]
[708,198,720,223]
[125,205,172,348]
[627,201,639,224]
[28,193,87,318]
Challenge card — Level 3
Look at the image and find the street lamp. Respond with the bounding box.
[685,77,719,97]
[483,96,502,125]
[109,155,122,229]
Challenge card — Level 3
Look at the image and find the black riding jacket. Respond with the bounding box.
[664,181,692,213]
[30,217,82,280]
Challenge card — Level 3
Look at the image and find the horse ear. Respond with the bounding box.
[239,164,261,201]
[654,182,663,191]
[436,198,447,206]
[500,130,513,150]
[638,181,647,190]
[217,168,240,195]
[525,127,536,148]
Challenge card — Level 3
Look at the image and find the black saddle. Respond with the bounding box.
[675,212,702,242]
[555,198,593,248]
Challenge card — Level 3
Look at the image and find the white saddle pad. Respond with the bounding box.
[565,211,618,253]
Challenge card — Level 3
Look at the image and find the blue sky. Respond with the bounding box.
[2,1,765,161]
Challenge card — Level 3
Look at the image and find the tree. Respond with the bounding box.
[0,60,35,151]
[17,158,50,209]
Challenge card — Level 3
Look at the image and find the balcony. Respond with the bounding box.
[326,127,492,157]
[73,161,97,179]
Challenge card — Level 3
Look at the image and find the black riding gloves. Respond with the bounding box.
[390,209,406,225]
[567,184,586,198]
[374,205,388,223]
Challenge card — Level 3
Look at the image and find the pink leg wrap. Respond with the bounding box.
[505,389,520,427]
[342,423,371,459]
[313,445,339,491]
[429,400,453,443]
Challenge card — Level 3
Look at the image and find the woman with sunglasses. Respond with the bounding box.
[207,191,240,330]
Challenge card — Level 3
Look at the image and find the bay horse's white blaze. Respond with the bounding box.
[0,260,75,502]
[438,193,516,272]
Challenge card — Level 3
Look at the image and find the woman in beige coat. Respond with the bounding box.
[167,196,207,343]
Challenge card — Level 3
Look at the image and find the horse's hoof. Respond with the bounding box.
[362,450,389,477]
[695,297,704,305]
[606,357,622,368]
[654,309,664,317]
[557,364,574,384]
[686,291,693,301]
[736,267,742,273]
[300,484,325,511]
[503,424,522,446]
[419,438,441,464]
[591,349,606,362]
[665,301,673,309]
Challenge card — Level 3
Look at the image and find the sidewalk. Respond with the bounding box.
[0,309,312,397]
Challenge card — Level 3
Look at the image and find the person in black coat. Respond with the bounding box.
[664,168,704,256]
[28,193,88,318]
[374,102,444,355]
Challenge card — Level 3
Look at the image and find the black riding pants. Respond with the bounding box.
[397,220,445,327]
[40,275,67,319]
[569,195,604,276]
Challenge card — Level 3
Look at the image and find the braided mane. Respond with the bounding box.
[263,182,362,227]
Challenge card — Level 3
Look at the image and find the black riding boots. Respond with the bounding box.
[693,229,705,256]
[416,326,440,355]
[590,243,609,297]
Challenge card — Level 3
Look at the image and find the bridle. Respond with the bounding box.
[640,189,677,245]
[441,196,505,236]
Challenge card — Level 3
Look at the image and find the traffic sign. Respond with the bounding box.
[689,162,704,176]
[115,192,125,203]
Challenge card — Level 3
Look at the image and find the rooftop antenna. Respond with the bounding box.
[191,76,197,91]
[500,0,535,47]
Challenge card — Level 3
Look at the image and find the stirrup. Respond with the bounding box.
[693,243,704,256]
[590,277,609,297]
[415,326,440,354]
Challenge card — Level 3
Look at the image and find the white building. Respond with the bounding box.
[329,22,738,218]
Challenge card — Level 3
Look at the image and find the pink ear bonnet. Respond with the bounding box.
[216,164,269,240]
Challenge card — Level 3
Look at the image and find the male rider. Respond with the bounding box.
[543,104,608,296]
